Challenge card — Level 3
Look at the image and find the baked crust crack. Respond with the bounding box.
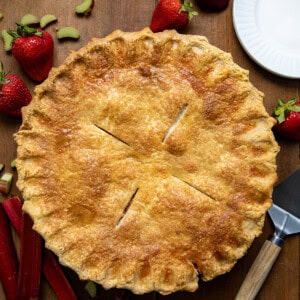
[116,188,139,227]
[94,124,130,146]
[172,175,220,203]
[162,104,188,143]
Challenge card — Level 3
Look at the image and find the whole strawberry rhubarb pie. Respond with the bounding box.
[15,28,279,295]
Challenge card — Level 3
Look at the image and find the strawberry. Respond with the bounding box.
[150,0,198,33]
[196,0,230,11]
[273,98,300,142]
[8,23,54,82]
[0,63,32,117]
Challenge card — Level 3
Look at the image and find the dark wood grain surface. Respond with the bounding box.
[0,1,299,299]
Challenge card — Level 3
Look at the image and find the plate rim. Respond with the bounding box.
[232,0,300,79]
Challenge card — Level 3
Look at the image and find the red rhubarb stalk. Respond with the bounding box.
[43,250,77,300]
[17,212,42,300]
[63,268,92,300]
[2,196,22,235]
[3,197,77,300]
[0,203,18,300]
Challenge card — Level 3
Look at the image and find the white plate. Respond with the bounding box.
[233,0,300,79]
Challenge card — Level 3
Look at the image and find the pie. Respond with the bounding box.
[15,28,279,295]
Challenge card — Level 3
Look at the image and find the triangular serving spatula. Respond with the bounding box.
[236,169,300,300]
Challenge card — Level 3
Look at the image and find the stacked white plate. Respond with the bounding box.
[233,0,300,79]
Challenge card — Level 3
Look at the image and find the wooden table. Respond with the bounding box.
[0,1,299,299]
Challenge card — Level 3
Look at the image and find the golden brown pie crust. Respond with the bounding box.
[15,28,279,295]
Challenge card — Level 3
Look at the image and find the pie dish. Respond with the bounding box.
[15,28,279,295]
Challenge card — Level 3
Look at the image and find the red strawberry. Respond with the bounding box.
[0,64,32,117]
[150,0,198,33]
[196,0,230,11]
[8,23,54,82]
[273,98,300,142]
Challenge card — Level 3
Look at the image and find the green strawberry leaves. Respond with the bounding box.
[180,1,198,21]
[274,98,300,124]
[0,62,8,87]
[7,23,42,42]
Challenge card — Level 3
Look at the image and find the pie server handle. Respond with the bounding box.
[235,240,281,300]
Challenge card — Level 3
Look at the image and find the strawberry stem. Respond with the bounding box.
[8,23,42,41]
[180,1,198,21]
[274,98,300,124]
[0,62,8,87]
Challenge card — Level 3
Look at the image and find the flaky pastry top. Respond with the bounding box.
[16,28,279,295]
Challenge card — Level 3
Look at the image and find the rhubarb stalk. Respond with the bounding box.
[2,196,22,235]
[17,212,42,300]
[43,250,77,300]
[0,172,13,194]
[0,203,18,300]
[3,197,77,300]
[63,268,92,300]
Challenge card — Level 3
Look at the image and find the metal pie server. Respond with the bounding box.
[236,168,300,300]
